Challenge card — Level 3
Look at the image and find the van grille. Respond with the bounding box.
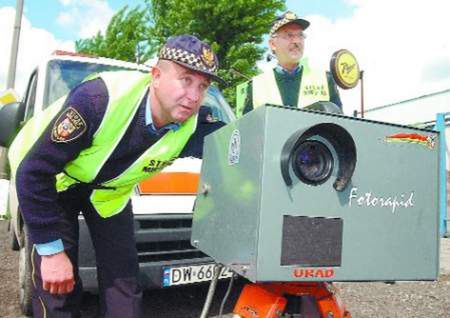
[134,214,209,263]
[138,218,192,229]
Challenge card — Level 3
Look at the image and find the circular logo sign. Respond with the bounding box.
[228,129,241,165]
[330,49,360,89]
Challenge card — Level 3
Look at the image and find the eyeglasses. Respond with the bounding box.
[272,32,307,41]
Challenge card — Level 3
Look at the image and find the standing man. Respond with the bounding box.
[239,11,342,116]
[10,35,225,317]
[238,13,343,317]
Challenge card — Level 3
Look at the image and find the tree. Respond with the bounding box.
[76,1,285,108]
[75,5,154,63]
[146,0,285,106]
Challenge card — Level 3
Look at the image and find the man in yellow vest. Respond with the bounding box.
[11,35,225,317]
[240,11,342,115]
[238,12,343,317]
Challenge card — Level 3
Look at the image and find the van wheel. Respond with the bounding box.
[8,220,20,251]
[19,225,33,316]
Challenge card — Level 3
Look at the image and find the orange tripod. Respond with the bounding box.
[233,282,352,318]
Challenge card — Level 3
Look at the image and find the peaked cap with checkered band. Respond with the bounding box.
[159,35,226,85]
[270,11,310,37]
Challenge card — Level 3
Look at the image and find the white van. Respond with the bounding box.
[0,51,234,316]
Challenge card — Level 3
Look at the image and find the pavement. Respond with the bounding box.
[439,237,450,275]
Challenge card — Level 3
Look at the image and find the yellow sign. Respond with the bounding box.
[330,49,360,89]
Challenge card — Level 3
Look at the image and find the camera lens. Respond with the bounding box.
[292,140,333,185]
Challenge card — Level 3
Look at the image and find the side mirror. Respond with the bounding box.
[0,102,25,147]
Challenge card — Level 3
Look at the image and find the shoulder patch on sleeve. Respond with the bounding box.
[51,106,87,143]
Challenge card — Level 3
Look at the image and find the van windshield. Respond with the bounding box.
[44,60,147,108]
[44,59,235,123]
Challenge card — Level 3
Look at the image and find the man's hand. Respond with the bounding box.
[41,251,75,294]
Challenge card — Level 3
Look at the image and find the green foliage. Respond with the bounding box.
[75,6,154,63]
[146,0,285,106]
[76,0,286,108]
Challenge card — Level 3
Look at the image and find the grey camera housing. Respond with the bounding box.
[191,105,440,282]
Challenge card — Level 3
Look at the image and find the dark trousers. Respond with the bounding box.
[30,187,143,318]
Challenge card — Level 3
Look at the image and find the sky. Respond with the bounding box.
[0,0,450,115]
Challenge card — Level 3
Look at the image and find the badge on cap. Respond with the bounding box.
[285,11,296,20]
[201,47,215,68]
[51,107,87,143]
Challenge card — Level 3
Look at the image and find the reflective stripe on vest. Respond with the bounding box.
[252,65,330,109]
[9,71,197,218]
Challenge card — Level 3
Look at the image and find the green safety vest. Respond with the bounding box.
[252,63,330,109]
[9,71,197,218]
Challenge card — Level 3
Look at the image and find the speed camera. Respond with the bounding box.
[191,104,439,282]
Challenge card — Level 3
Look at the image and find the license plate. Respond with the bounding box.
[163,264,233,287]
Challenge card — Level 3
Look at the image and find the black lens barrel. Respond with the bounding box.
[292,140,334,185]
[280,122,356,190]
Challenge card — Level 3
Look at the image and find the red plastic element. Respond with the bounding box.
[233,282,352,318]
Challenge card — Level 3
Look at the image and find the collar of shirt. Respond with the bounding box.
[275,64,302,77]
[145,93,180,135]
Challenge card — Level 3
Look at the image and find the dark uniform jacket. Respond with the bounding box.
[16,78,225,244]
